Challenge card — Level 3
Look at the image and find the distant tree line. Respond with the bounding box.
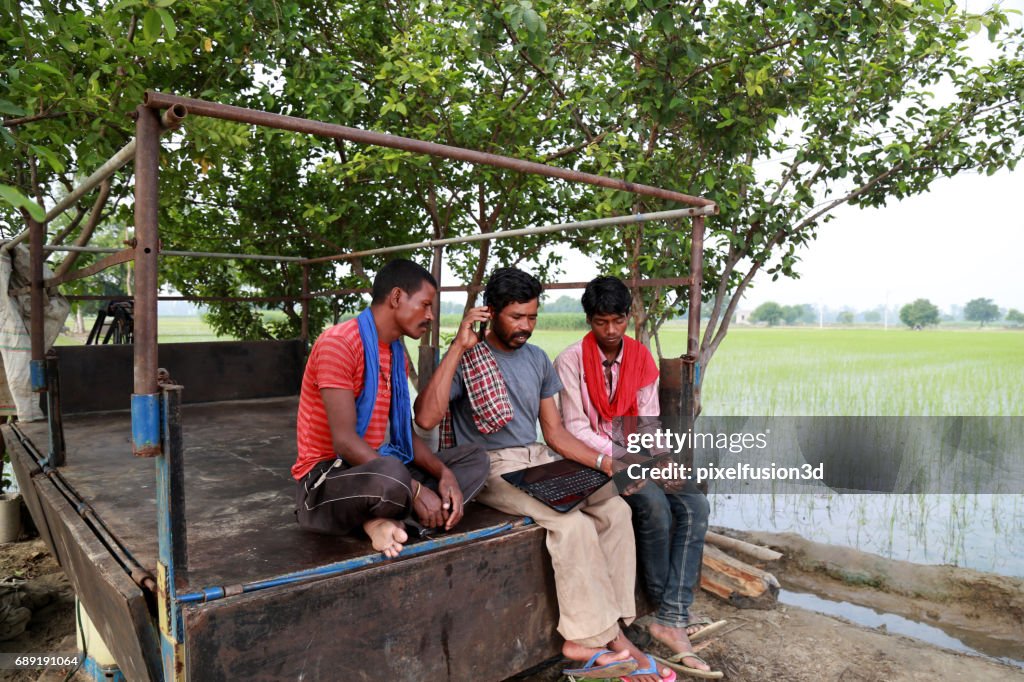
[748,302,816,326]
[746,297,1024,330]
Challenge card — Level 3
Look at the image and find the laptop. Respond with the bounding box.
[502,458,614,512]
[501,452,675,513]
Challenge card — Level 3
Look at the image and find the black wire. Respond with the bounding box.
[61,599,86,682]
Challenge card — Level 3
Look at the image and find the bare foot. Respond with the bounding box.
[607,630,672,681]
[562,640,632,668]
[648,622,711,673]
[363,518,408,558]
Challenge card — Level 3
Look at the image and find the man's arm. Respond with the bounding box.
[538,397,614,475]
[413,306,489,429]
[321,388,386,465]
[553,351,615,456]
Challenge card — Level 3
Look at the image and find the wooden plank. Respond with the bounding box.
[183,525,561,682]
[4,428,55,555]
[701,544,780,609]
[33,478,162,681]
[706,530,783,562]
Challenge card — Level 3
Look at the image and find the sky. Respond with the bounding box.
[524,2,1024,316]
[550,167,1024,315]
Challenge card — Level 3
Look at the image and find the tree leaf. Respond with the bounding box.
[157,8,177,40]
[0,100,27,116]
[0,184,46,222]
[143,8,162,41]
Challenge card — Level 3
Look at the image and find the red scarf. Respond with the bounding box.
[581,331,659,422]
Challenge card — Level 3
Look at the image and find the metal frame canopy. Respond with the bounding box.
[24,91,716,681]
[134,90,715,397]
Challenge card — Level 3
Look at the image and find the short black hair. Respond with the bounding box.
[581,276,632,318]
[484,267,543,313]
[371,259,437,304]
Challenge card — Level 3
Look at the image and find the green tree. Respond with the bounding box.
[750,301,784,326]
[964,297,1000,327]
[1006,308,1024,327]
[4,1,1024,408]
[836,310,854,325]
[863,309,882,324]
[541,295,584,313]
[899,299,940,330]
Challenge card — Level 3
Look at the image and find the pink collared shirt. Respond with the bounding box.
[553,339,660,457]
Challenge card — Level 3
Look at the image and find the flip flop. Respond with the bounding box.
[651,651,723,679]
[562,649,639,680]
[619,653,677,681]
[685,617,729,643]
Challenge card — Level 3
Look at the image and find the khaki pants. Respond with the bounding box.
[478,443,636,647]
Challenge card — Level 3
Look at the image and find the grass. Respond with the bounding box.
[501,325,1024,417]
[59,317,1023,416]
[56,316,232,346]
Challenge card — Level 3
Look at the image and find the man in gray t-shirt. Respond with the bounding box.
[415,268,671,681]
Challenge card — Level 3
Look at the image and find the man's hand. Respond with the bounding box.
[610,457,649,496]
[413,484,446,529]
[412,470,466,530]
[453,306,491,352]
[437,468,465,530]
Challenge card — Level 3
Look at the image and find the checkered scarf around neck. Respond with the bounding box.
[438,342,514,449]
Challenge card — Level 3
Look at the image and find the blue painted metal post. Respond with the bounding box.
[156,384,188,680]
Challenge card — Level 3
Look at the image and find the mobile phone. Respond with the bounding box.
[477,320,488,341]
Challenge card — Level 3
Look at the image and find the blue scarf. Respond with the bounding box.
[354,308,414,463]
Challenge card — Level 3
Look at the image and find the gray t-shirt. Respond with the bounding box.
[449,340,563,450]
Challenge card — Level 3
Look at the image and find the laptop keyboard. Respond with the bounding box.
[524,468,609,501]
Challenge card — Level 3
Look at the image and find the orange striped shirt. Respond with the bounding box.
[292,318,392,479]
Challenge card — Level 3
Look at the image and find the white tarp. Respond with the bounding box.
[0,244,70,421]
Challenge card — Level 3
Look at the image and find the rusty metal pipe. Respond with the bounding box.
[160,103,187,131]
[133,106,161,398]
[309,276,692,300]
[144,91,715,208]
[302,207,713,266]
[43,243,305,263]
[29,217,45,366]
[688,215,705,359]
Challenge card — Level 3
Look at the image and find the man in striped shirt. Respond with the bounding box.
[293,259,488,558]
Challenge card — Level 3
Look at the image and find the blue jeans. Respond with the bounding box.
[625,483,710,628]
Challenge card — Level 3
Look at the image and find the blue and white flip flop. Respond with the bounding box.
[620,653,678,681]
[562,649,639,680]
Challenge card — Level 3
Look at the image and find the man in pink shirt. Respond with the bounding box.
[554,276,721,679]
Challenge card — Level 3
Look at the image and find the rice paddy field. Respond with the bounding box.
[518,325,1024,417]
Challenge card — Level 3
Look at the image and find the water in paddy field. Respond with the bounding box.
[692,328,1024,579]
[710,492,1024,579]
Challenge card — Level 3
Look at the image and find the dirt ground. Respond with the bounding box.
[2,528,1022,682]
